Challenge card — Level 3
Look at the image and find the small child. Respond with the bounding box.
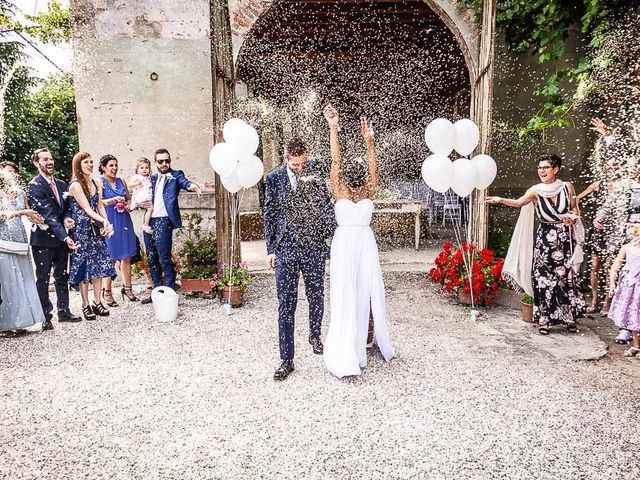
[608,221,640,357]
[128,157,154,234]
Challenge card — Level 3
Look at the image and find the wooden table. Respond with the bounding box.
[372,200,422,250]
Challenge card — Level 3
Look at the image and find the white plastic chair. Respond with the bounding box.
[442,191,462,226]
[414,182,436,225]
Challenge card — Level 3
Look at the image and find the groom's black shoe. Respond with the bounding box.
[58,311,82,323]
[274,360,294,381]
[42,319,54,331]
[309,336,324,355]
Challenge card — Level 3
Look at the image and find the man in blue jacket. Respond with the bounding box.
[28,148,81,330]
[141,148,201,303]
[263,138,336,380]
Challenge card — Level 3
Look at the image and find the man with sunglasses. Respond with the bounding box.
[141,148,201,303]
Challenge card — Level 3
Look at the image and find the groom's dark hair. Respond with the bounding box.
[286,137,306,157]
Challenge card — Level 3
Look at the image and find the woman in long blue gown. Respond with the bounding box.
[99,154,138,305]
[0,164,46,333]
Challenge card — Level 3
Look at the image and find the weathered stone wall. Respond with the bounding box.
[70,0,216,187]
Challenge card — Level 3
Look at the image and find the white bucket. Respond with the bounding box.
[151,286,179,323]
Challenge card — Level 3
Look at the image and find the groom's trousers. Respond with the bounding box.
[275,245,326,361]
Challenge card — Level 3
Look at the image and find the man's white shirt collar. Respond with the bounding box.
[286,167,297,190]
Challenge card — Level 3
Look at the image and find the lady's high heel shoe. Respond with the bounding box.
[102,288,119,307]
[83,305,96,321]
[92,301,110,317]
[121,286,139,302]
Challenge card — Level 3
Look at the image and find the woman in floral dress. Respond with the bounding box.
[487,154,585,335]
[68,152,117,320]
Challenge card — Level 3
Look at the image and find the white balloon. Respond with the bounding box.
[221,170,242,194]
[222,118,247,143]
[472,154,498,189]
[223,118,260,157]
[239,124,260,156]
[209,142,239,178]
[424,118,456,156]
[237,155,264,188]
[454,119,480,157]
[451,158,477,198]
[421,154,453,193]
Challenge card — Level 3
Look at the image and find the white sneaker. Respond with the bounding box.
[615,329,632,344]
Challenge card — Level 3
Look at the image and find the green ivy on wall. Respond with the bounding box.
[459,0,628,143]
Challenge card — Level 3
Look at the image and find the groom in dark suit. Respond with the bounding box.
[141,148,202,303]
[264,137,336,381]
[28,148,81,330]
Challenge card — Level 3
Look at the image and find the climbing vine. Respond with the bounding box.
[460,0,629,143]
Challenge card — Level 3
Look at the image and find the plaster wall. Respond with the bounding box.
[71,0,216,186]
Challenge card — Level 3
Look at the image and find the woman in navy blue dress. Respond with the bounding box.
[68,152,117,320]
[99,154,138,305]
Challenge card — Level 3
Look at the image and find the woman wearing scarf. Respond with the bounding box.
[487,154,586,335]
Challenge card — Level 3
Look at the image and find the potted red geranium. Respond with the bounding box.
[429,241,504,306]
[210,263,253,307]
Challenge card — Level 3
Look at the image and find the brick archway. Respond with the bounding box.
[229,0,479,78]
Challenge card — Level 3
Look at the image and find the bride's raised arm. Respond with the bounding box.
[360,116,378,198]
[323,104,342,191]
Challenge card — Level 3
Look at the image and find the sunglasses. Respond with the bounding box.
[157,159,171,165]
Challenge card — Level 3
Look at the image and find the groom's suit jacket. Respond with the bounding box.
[263,162,336,257]
[27,174,71,249]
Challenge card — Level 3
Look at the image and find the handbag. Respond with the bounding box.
[90,219,104,237]
[0,239,29,255]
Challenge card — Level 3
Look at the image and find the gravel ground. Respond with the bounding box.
[1,272,640,480]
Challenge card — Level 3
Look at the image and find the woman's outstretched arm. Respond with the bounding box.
[576,180,600,202]
[324,104,342,191]
[360,116,378,198]
[486,188,537,208]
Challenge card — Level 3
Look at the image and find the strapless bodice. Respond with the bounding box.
[334,198,373,227]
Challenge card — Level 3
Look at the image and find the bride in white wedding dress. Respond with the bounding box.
[322,105,394,378]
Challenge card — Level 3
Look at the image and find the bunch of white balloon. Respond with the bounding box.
[421,118,497,197]
[209,118,264,193]
[209,118,263,313]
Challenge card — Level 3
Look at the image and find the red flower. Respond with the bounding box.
[428,241,504,304]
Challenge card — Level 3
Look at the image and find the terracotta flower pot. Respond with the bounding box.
[458,290,485,306]
[458,290,473,305]
[222,286,244,307]
[180,278,212,293]
[521,301,534,323]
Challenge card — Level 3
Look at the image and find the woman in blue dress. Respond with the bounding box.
[0,163,46,334]
[68,152,117,320]
[99,154,138,305]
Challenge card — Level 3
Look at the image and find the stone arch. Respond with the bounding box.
[230,0,479,78]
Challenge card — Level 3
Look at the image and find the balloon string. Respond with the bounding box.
[446,190,475,309]
[226,188,245,304]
